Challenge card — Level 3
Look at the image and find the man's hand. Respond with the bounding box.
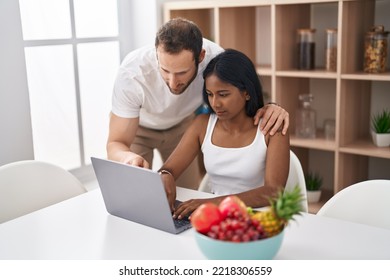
[120,152,150,168]
[254,103,289,136]
[107,115,149,166]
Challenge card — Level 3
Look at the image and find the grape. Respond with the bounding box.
[203,208,267,242]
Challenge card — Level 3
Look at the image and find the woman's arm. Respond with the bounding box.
[160,114,209,210]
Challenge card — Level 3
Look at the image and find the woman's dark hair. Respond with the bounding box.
[202,49,264,117]
[155,18,203,65]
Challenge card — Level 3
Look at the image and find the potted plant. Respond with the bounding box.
[371,109,390,147]
[305,171,323,203]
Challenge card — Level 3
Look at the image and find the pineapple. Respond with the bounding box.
[251,185,303,237]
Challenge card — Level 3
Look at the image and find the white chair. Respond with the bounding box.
[198,151,308,212]
[316,179,390,229]
[285,151,308,212]
[0,160,87,223]
[198,173,211,193]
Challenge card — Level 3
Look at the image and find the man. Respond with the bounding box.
[107,18,289,189]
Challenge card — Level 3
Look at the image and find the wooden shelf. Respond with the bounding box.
[256,65,272,76]
[290,135,336,152]
[340,140,390,160]
[341,72,390,81]
[276,69,338,79]
[164,0,390,208]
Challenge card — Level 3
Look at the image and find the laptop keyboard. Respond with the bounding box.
[173,217,191,228]
[172,200,191,229]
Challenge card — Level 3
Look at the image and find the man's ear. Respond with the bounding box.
[198,49,206,64]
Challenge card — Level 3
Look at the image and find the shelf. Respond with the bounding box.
[291,135,336,151]
[340,140,390,160]
[165,0,390,213]
[341,72,390,82]
[256,65,272,76]
[276,69,338,79]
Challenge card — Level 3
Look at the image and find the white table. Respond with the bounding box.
[0,187,389,260]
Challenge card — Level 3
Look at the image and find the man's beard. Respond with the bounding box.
[167,65,198,95]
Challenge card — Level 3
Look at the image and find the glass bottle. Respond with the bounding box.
[297,28,316,70]
[325,28,337,71]
[295,94,316,139]
[364,25,389,73]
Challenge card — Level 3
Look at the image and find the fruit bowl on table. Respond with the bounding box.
[191,187,303,260]
[194,228,284,260]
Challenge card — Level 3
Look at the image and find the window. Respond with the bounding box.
[19,0,121,174]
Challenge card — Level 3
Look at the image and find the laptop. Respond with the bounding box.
[91,157,192,234]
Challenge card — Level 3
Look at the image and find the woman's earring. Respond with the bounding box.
[246,96,250,101]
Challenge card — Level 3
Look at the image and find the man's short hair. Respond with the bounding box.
[155,18,203,64]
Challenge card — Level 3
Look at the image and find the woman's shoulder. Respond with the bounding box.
[189,114,210,136]
[192,113,211,128]
[192,114,213,145]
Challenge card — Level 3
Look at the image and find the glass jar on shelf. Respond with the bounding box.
[325,28,337,71]
[364,25,389,73]
[324,119,336,140]
[295,94,316,139]
[297,28,316,70]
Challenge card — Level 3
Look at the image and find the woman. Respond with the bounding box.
[159,49,290,219]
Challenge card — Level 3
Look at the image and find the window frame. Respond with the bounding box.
[20,0,132,182]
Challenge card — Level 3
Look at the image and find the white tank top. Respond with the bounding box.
[201,114,267,195]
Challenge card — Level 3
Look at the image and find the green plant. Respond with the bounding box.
[305,172,323,191]
[371,109,390,134]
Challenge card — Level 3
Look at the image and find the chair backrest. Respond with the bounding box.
[316,179,390,229]
[285,151,308,212]
[198,173,211,193]
[198,151,308,212]
[0,160,87,223]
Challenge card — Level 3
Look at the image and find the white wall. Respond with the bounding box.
[118,0,177,56]
[118,0,158,57]
[0,0,34,166]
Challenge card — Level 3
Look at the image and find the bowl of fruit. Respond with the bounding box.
[191,187,302,260]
